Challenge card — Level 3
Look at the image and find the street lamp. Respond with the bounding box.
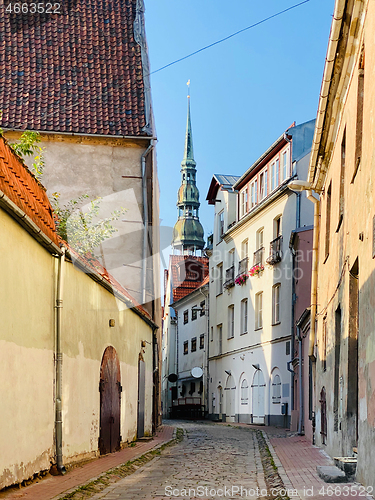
[287,180,312,192]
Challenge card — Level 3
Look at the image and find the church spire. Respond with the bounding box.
[171,88,205,255]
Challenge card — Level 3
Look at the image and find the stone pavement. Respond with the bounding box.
[88,421,267,500]
[0,426,174,500]
[267,433,373,500]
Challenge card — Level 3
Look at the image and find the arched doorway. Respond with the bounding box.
[252,369,266,424]
[225,375,236,422]
[137,355,145,438]
[99,346,121,455]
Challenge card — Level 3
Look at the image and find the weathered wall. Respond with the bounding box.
[0,209,55,489]
[0,205,154,489]
[313,0,375,488]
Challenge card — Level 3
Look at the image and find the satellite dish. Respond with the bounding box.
[168,373,178,383]
[191,366,203,378]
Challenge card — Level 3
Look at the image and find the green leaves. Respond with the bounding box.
[9,130,45,180]
[51,193,127,257]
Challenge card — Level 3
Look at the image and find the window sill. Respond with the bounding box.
[254,327,263,331]
[216,292,223,297]
[240,331,248,336]
[323,253,329,264]
[227,336,234,340]
[272,321,281,326]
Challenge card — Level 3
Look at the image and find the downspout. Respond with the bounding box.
[141,142,154,305]
[55,247,66,474]
[199,286,209,418]
[289,241,296,413]
[307,190,320,358]
[297,325,304,435]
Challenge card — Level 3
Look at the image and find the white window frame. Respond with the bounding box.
[240,188,248,218]
[250,179,257,208]
[255,292,263,329]
[241,239,248,260]
[272,374,282,403]
[241,298,248,334]
[217,324,223,355]
[259,169,268,201]
[272,284,280,324]
[282,149,290,181]
[217,264,223,295]
[218,211,224,238]
[256,228,264,251]
[228,305,235,339]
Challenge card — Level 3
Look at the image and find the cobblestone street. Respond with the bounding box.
[89,422,267,500]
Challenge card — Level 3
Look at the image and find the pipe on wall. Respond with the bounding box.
[307,190,320,358]
[55,247,66,474]
[297,326,304,435]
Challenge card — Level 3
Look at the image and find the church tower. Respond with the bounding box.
[172,94,205,255]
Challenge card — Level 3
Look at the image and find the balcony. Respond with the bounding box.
[253,247,264,267]
[237,257,248,276]
[266,236,282,265]
[223,265,235,288]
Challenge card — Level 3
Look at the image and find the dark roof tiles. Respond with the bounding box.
[0,0,149,136]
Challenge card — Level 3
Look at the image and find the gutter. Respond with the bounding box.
[0,189,62,255]
[2,128,156,141]
[55,247,66,474]
[308,0,345,187]
[141,143,154,305]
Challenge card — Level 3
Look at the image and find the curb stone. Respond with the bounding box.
[262,431,302,500]
[51,431,178,500]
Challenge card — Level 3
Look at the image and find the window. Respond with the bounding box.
[282,150,289,181]
[257,228,264,251]
[210,326,213,342]
[240,188,248,218]
[274,216,282,239]
[241,379,249,405]
[200,300,205,316]
[352,45,364,183]
[183,310,188,324]
[217,264,223,295]
[322,315,327,372]
[250,180,257,208]
[337,129,345,232]
[241,299,248,334]
[325,182,332,260]
[254,228,264,267]
[183,341,188,354]
[271,159,279,190]
[189,382,195,395]
[272,374,282,403]
[259,169,268,200]
[191,337,197,352]
[218,211,224,238]
[286,341,290,356]
[192,306,198,321]
[255,292,263,329]
[228,305,234,339]
[200,334,204,349]
[241,239,248,260]
[217,324,223,354]
[272,284,280,324]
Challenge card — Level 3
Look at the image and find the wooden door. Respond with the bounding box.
[99,346,121,455]
[252,370,266,424]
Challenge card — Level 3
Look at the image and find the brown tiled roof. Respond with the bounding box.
[0,135,59,245]
[169,255,209,303]
[0,0,149,136]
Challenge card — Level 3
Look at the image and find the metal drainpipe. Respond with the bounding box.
[289,242,296,413]
[307,190,320,358]
[297,325,304,435]
[199,287,209,418]
[55,247,66,474]
[141,142,154,305]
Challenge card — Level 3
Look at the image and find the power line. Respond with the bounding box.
[15,0,312,129]
[150,0,311,76]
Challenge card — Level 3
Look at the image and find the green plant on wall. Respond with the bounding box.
[9,130,45,179]
[51,193,127,257]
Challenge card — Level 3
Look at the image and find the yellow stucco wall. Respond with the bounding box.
[0,205,154,489]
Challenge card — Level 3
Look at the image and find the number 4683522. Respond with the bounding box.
[5,3,61,14]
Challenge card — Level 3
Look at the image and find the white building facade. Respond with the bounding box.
[206,121,315,425]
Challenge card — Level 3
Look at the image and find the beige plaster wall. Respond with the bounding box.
[0,209,55,489]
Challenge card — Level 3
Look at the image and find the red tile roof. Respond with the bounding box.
[0,135,59,245]
[169,255,209,303]
[0,0,149,136]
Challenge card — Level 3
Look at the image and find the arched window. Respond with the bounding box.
[272,374,282,403]
[241,379,249,405]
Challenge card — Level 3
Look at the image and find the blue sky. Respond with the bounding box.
[144,0,335,248]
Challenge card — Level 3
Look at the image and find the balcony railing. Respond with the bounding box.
[223,265,235,288]
[266,236,282,265]
[237,256,248,276]
[253,247,264,267]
